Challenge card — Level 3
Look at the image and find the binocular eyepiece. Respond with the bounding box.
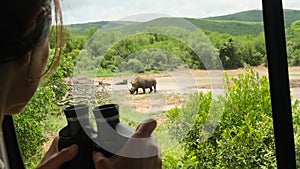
[58,104,134,169]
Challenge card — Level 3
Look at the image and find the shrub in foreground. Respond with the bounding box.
[166,69,300,168]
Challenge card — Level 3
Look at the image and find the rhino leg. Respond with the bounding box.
[153,84,156,93]
[149,87,153,93]
[135,88,139,94]
[142,88,146,94]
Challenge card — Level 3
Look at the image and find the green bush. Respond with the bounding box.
[165,69,300,168]
[14,84,55,168]
[292,100,300,168]
[119,58,144,73]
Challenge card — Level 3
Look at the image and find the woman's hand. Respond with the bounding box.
[93,119,162,169]
[36,136,79,169]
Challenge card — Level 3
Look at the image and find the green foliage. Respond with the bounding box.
[186,18,264,36]
[206,10,264,23]
[164,69,300,168]
[102,32,186,72]
[66,10,300,36]
[205,31,266,68]
[49,27,86,101]
[65,12,300,69]
[292,100,300,168]
[86,28,219,74]
[218,38,242,69]
[68,18,300,71]
[166,92,213,144]
[48,48,78,101]
[236,34,266,66]
[14,84,55,169]
[97,67,115,77]
[66,21,109,35]
[287,20,300,66]
[119,58,144,73]
[283,10,300,28]
[201,9,300,29]
[86,31,125,57]
[205,31,266,69]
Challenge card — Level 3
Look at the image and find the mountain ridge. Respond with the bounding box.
[66,9,300,36]
[204,9,300,27]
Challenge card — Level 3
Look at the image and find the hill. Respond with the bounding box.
[185,18,263,36]
[66,21,135,35]
[205,9,300,27]
[66,21,108,34]
[66,18,264,36]
[65,9,300,36]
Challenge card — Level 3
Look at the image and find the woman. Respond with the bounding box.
[0,1,161,169]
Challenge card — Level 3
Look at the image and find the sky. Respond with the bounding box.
[61,0,300,25]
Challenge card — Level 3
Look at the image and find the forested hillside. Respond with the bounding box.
[66,9,300,36]
[185,18,263,36]
[61,9,300,73]
[205,9,300,27]
[66,21,108,35]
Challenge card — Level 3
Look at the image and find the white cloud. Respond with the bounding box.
[61,0,106,11]
[61,0,300,24]
[283,0,300,9]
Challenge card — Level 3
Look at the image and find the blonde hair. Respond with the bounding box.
[43,0,64,78]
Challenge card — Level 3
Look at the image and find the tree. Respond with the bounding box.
[219,38,242,69]
[286,20,300,66]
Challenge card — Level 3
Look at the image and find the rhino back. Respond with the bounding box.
[132,76,156,88]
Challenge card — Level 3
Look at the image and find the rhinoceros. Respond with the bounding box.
[129,76,157,94]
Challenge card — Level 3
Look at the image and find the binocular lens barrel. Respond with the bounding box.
[63,104,90,136]
[93,104,120,128]
[64,104,89,117]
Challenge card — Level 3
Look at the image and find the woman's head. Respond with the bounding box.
[0,0,63,116]
[1,0,51,63]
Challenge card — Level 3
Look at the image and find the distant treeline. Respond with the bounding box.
[57,19,300,76]
[66,9,300,36]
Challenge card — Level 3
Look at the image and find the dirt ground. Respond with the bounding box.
[93,66,300,114]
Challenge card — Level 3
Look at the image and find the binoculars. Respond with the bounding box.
[58,104,134,169]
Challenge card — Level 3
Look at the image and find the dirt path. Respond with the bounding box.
[93,66,300,114]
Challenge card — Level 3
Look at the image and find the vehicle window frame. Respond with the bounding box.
[262,0,297,168]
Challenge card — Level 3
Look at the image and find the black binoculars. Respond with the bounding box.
[58,104,134,169]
